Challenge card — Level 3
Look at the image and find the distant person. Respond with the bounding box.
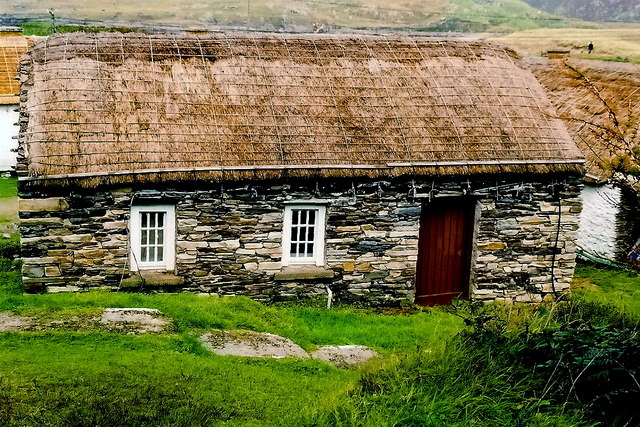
[588,42,594,54]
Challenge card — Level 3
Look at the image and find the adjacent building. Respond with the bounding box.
[0,29,28,172]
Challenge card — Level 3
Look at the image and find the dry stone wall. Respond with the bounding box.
[19,176,582,305]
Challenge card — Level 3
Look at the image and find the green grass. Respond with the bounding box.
[0,233,467,425]
[21,22,143,36]
[0,288,463,352]
[0,177,16,199]
[573,262,640,315]
[0,177,18,235]
[315,339,587,426]
[0,332,354,426]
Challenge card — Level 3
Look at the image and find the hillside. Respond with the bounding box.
[2,0,569,33]
[522,0,640,22]
[493,26,640,64]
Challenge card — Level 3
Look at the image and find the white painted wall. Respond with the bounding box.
[578,184,620,261]
[0,105,18,171]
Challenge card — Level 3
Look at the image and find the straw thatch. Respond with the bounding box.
[20,32,583,185]
[532,58,640,182]
[0,35,29,105]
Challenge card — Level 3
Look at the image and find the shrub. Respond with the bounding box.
[0,235,19,261]
[517,323,640,425]
[460,299,640,426]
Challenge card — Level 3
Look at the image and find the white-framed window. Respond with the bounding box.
[282,204,327,266]
[129,204,176,271]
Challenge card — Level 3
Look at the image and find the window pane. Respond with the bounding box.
[134,207,174,268]
[285,206,324,263]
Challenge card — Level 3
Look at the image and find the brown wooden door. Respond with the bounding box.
[415,198,475,306]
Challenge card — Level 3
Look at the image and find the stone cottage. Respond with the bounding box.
[17,32,584,305]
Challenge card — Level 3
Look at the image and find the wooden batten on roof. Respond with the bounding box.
[19,32,584,186]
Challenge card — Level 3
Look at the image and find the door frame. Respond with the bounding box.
[414,196,478,306]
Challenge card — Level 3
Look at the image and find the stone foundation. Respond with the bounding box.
[19,176,582,305]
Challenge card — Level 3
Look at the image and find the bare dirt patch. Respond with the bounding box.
[571,277,600,292]
[0,308,173,333]
[200,330,310,359]
[312,345,379,368]
[0,312,30,331]
[99,308,172,333]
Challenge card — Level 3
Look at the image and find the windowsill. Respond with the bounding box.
[121,271,184,288]
[274,266,335,281]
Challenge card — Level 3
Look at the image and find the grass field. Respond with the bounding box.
[0,261,589,426]
[0,258,622,425]
[0,208,468,426]
[0,302,463,425]
[494,25,640,63]
[573,263,640,315]
[8,0,576,33]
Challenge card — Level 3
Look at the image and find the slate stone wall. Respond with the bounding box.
[19,176,582,305]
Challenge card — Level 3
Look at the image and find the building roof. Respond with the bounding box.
[532,58,640,183]
[19,32,583,186]
[0,35,29,105]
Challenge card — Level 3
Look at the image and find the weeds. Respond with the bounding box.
[458,299,640,426]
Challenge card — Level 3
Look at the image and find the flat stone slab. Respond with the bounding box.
[0,312,29,332]
[99,308,171,333]
[312,345,378,367]
[200,330,310,359]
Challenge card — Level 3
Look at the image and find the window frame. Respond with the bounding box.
[282,204,327,267]
[129,204,176,271]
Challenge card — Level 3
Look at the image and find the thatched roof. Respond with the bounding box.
[0,35,29,105]
[532,58,640,182]
[19,32,583,186]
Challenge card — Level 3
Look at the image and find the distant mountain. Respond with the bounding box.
[522,0,640,22]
